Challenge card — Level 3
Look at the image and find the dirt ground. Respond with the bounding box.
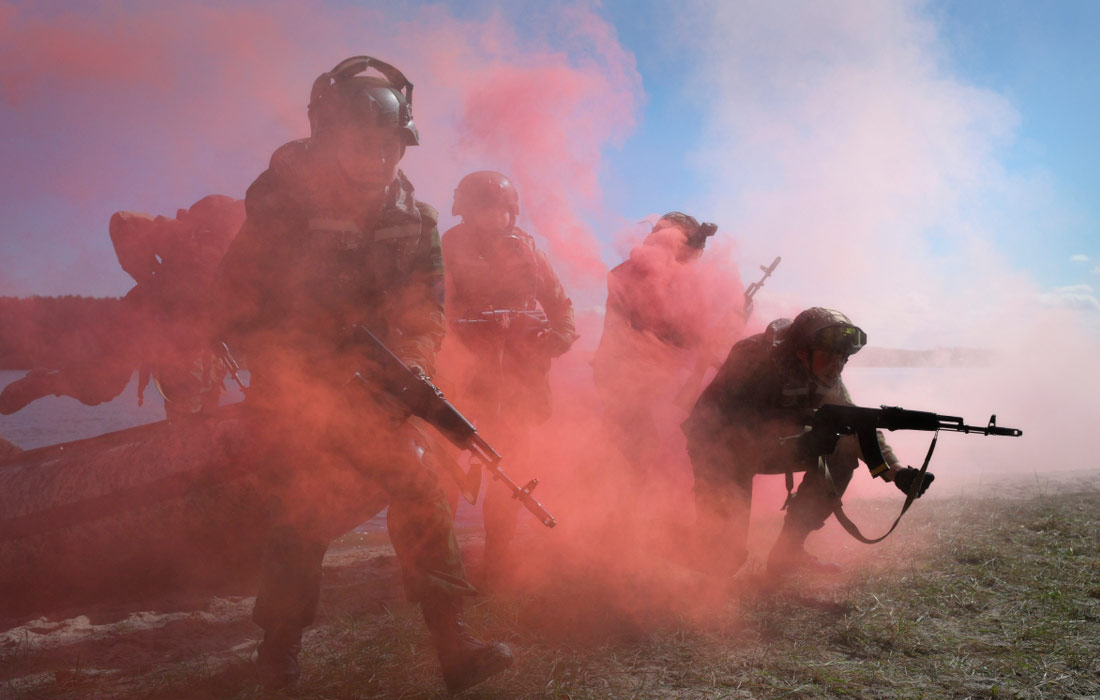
[2,482,1098,700]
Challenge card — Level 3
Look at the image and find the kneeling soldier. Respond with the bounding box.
[682,307,934,578]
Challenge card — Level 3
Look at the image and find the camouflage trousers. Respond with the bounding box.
[689,435,861,568]
[247,402,473,633]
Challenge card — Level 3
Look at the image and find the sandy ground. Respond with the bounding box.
[0,532,420,700]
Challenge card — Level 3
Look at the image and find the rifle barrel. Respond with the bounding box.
[948,423,1023,437]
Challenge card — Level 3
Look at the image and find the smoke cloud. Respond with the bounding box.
[0,1,639,298]
[1,0,1094,656]
[674,0,1098,495]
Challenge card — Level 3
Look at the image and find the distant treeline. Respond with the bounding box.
[851,346,995,368]
[0,296,123,370]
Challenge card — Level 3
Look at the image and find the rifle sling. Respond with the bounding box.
[824,431,938,545]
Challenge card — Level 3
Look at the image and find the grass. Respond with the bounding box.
[3,488,1098,700]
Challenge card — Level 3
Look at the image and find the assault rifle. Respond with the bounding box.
[453,309,549,333]
[219,341,248,394]
[810,403,1022,477]
[803,403,1022,544]
[350,325,557,528]
[742,255,781,320]
[674,256,781,409]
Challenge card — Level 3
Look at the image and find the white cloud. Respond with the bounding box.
[1054,284,1094,294]
[1070,253,1090,263]
[1037,285,1100,311]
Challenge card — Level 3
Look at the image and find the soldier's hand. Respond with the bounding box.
[532,328,570,357]
[894,467,934,498]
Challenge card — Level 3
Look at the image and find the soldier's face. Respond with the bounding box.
[797,348,848,387]
[645,222,686,248]
[331,126,405,189]
[645,222,699,262]
[467,205,513,233]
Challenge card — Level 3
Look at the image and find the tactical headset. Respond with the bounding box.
[307,56,419,145]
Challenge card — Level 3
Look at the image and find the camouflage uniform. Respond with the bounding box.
[682,324,901,572]
[443,223,576,423]
[216,138,473,634]
[442,221,576,566]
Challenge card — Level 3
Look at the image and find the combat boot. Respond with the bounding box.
[255,626,302,689]
[765,525,841,579]
[422,595,514,693]
[766,545,841,577]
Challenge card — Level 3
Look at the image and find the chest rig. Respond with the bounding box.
[285,175,425,325]
[450,228,540,313]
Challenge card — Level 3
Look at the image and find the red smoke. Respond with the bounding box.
[0,0,819,657]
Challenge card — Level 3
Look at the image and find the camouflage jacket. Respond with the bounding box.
[603,251,708,352]
[441,223,576,357]
[215,139,445,393]
[683,330,900,472]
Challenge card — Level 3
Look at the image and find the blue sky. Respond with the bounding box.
[929,0,1099,287]
[412,0,1099,292]
[596,0,1099,290]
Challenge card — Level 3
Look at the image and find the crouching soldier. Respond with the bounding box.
[682,307,934,579]
[215,57,512,691]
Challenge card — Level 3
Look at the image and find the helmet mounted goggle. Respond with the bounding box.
[809,324,867,356]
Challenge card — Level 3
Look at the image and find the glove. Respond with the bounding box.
[795,427,840,461]
[894,467,934,498]
[533,328,574,357]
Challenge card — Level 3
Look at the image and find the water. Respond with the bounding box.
[0,370,482,532]
[0,370,177,449]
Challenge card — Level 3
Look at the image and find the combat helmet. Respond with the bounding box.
[786,307,867,357]
[308,56,419,145]
[452,171,520,219]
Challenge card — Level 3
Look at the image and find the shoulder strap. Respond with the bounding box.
[827,432,938,545]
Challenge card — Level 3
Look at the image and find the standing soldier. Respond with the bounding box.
[215,57,512,691]
[0,194,243,420]
[682,308,934,579]
[591,212,720,473]
[442,171,577,583]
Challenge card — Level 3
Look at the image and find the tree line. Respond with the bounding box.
[0,296,123,370]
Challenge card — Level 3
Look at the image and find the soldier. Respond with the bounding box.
[214,57,512,691]
[0,195,243,420]
[441,171,577,582]
[682,307,935,579]
[591,212,718,471]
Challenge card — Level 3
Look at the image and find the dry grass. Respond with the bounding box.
[4,487,1098,700]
